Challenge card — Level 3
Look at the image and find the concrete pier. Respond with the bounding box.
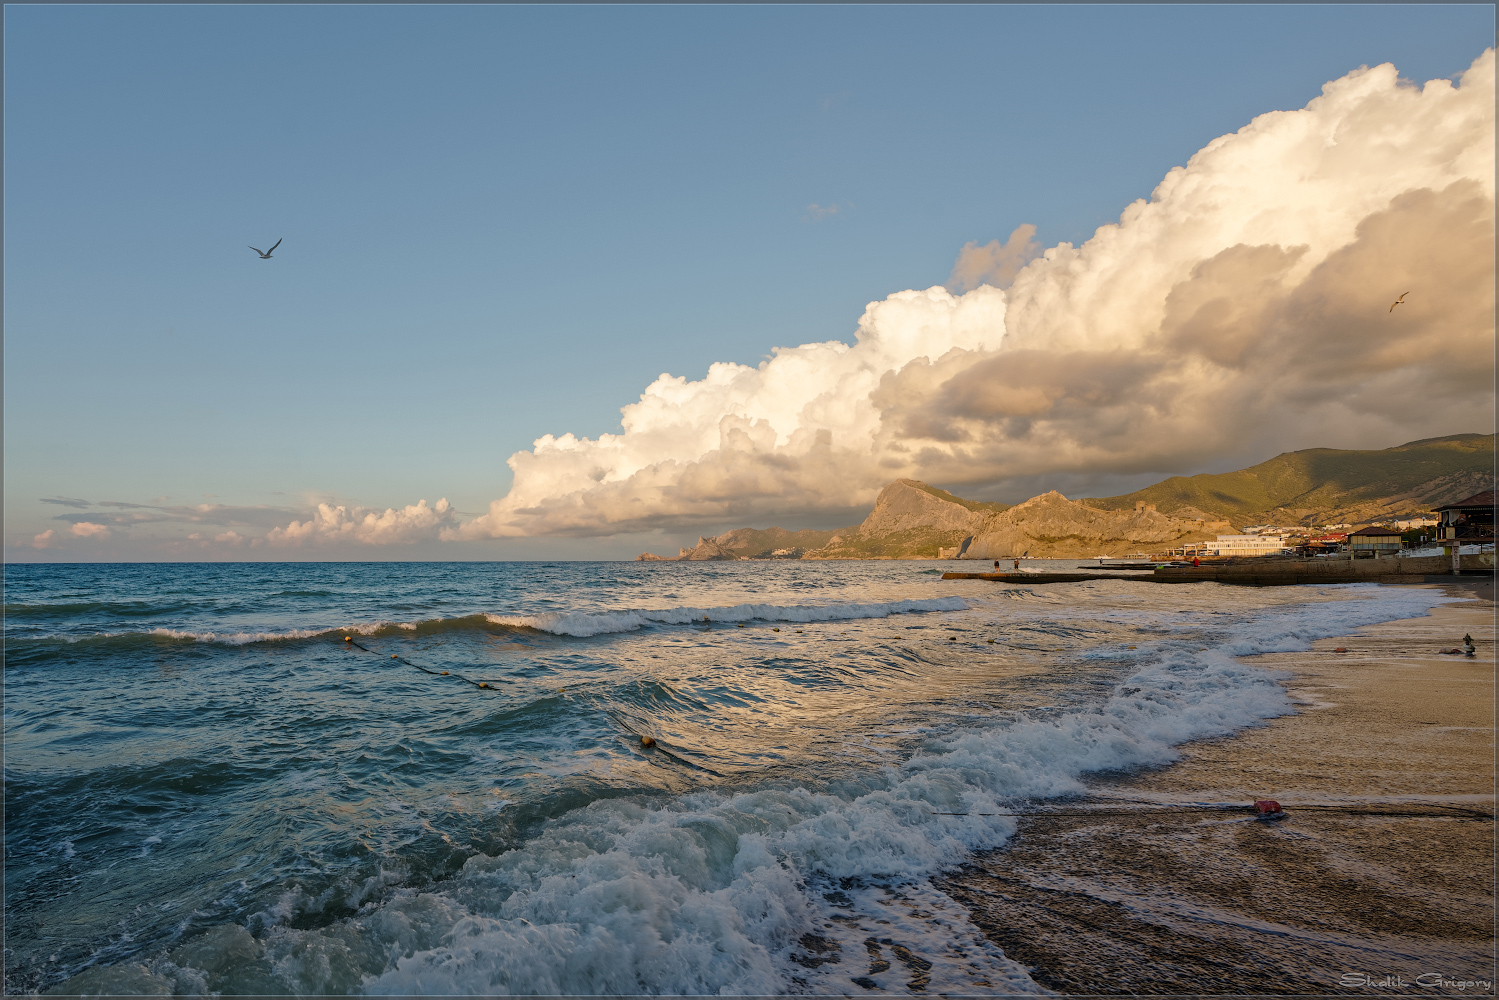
[943,553,1495,587]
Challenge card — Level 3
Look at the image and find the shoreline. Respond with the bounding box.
[937,581,1496,996]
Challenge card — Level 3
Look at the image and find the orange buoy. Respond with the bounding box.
[477,682,488,689]
[344,636,352,642]
[1252,799,1286,820]
[440,671,449,675]
[391,654,398,659]
[1334,647,1348,653]
[640,735,656,748]
[772,627,780,632]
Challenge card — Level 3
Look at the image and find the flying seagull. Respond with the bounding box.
[1389,291,1409,312]
[248,238,282,259]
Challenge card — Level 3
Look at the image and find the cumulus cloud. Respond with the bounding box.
[267,498,456,547]
[453,51,1493,539]
[70,522,111,539]
[947,224,1040,292]
[31,530,59,549]
[804,202,845,222]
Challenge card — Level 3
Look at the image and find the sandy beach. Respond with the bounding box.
[938,581,1496,996]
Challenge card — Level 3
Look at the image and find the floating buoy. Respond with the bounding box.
[1334,647,1348,653]
[640,735,656,748]
[737,624,745,628]
[391,654,398,659]
[440,670,448,675]
[987,639,996,644]
[949,637,957,641]
[477,682,489,689]
[1127,646,1136,650]
[1252,799,1286,820]
[773,627,780,632]
[344,636,352,642]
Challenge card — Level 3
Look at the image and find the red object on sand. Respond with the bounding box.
[1253,800,1284,818]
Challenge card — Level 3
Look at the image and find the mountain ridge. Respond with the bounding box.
[636,434,1495,561]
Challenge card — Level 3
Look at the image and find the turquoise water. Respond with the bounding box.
[2,561,1448,994]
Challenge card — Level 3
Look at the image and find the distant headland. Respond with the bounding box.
[637,434,1495,561]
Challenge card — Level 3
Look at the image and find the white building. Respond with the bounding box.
[1210,534,1292,557]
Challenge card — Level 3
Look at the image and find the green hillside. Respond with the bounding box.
[1084,434,1495,523]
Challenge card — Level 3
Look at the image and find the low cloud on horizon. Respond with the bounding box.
[20,52,1497,555]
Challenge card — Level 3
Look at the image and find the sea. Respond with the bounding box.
[2,560,1454,996]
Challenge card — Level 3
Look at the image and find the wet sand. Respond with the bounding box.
[937,582,1497,996]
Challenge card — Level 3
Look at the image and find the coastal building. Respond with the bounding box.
[1434,490,1495,542]
[1300,533,1347,555]
[1346,525,1403,557]
[1209,534,1290,557]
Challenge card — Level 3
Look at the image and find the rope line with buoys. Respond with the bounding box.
[926,800,1493,821]
[340,634,504,690]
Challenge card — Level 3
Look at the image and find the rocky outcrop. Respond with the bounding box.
[960,491,1223,559]
[636,526,842,561]
[804,480,1004,559]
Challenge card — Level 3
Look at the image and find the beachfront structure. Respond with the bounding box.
[1434,490,1495,542]
[1346,525,1403,557]
[1300,533,1347,555]
[1208,534,1290,557]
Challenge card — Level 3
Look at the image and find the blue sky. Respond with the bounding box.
[5,4,1493,560]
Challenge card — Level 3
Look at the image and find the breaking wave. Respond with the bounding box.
[142,586,1453,996]
[7,599,969,648]
[488,597,970,636]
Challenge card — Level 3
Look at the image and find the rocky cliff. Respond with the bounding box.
[636,526,841,561]
[802,480,1004,560]
[800,483,1222,560]
[960,491,1224,559]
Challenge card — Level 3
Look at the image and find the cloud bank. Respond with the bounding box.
[450,52,1492,539]
[267,498,456,547]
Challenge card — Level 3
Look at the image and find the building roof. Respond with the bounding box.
[1435,489,1495,512]
[1347,525,1403,537]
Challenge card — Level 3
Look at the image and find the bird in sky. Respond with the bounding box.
[1389,291,1409,312]
[248,238,282,259]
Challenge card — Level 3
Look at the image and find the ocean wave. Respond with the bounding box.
[223,603,1324,995]
[40,585,1452,996]
[488,597,970,636]
[7,599,968,648]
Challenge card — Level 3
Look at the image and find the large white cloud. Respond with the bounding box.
[268,498,456,546]
[342,52,1494,543]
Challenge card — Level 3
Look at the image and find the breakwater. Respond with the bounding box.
[944,553,1495,586]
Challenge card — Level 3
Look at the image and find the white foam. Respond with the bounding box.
[142,621,393,645]
[144,626,332,645]
[178,585,1453,995]
[487,597,969,636]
